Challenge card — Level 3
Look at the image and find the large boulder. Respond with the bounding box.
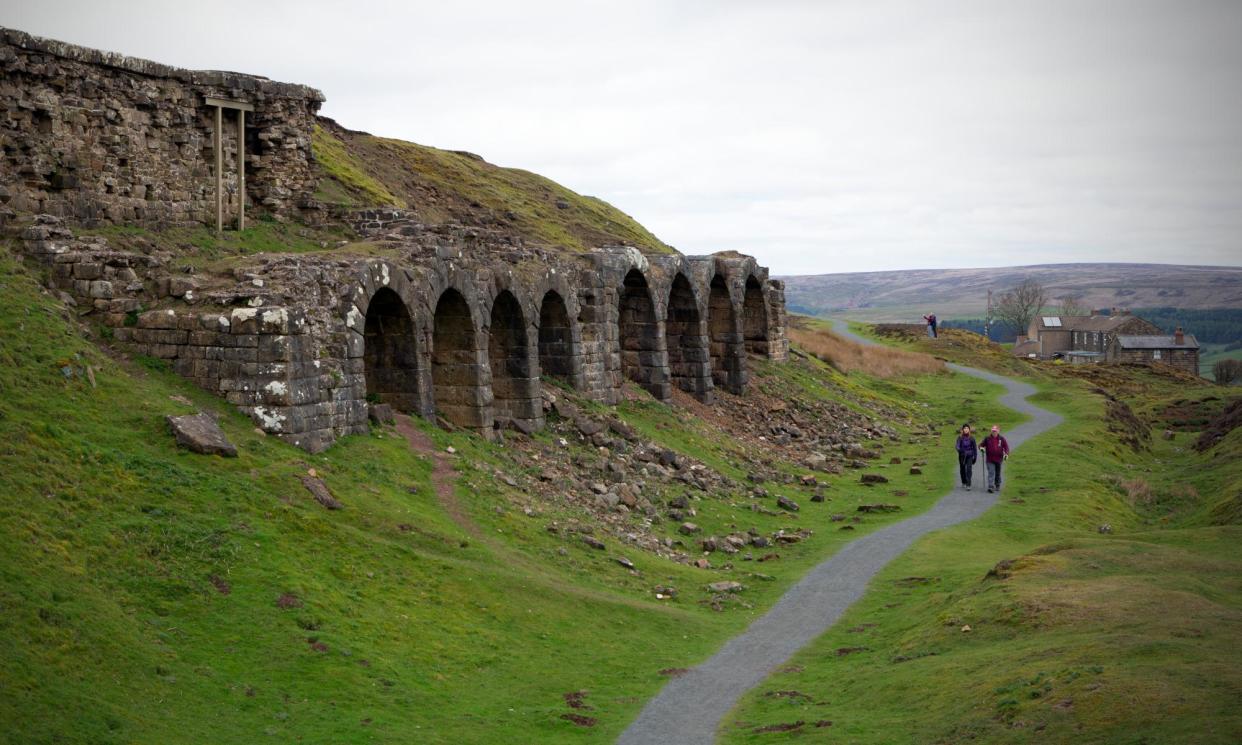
[166,413,237,457]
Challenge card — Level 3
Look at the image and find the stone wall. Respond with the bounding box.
[1109,347,1200,377]
[0,26,323,227]
[20,216,789,452]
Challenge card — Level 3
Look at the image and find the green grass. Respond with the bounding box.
[721,338,1242,743]
[311,121,674,254]
[0,242,1016,743]
[79,218,359,272]
[311,124,406,208]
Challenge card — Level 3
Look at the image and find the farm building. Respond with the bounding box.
[1107,328,1200,376]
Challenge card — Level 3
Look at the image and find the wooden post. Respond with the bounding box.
[214,104,223,235]
[237,108,245,231]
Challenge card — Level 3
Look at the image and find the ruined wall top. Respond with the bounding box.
[0,26,323,226]
[0,26,324,102]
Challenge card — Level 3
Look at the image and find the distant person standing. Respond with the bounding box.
[955,424,978,490]
[980,425,1010,493]
[923,313,938,338]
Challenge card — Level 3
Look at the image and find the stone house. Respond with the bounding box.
[1018,311,1161,361]
[1107,328,1200,376]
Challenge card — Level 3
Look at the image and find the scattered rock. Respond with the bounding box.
[909,466,923,475]
[678,522,701,535]
[368,403,395,425]
[835,646,869,656]
[165,412,237,457]
[653,585,678,598]
[961,624,972,633]
[1098,523,1112,534]
[857,503,901,513]
[889,456,902,464]
[810,494,825,503]
[776,495,800,512]
[615,556,636,570]
[575,417,606,436]
[300,476,343,510]
[860,473,889,485]
[707,581,744,594]
[582,535,606,550]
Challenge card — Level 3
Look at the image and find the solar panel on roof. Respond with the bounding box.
[1042,316,1061,327]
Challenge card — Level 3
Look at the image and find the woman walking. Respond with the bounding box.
[955,424,977,490]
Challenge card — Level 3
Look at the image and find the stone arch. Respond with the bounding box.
[618,268,670,400]
[487,289,540,431]
[743,275,770,355]
[665,272,713,401]
[432,287,491,433]
[708,273,745,393]
[538,289,581,387]
[362,287,421,412]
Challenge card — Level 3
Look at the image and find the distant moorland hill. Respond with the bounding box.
[781,263,1242,321]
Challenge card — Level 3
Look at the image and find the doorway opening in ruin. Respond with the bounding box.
[538,290,577,385]
[363,288,420,412]
[432,289,486,431]
[618,269,667,398]
[665,273,712,400]
[708,274,741,392]
[743,276,769,356]
[488,290,536,429]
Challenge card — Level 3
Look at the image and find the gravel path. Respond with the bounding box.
[617,321,1061,745]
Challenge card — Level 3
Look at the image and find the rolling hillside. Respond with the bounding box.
[782,263,1242,321]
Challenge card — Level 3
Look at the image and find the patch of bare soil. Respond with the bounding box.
[395,414,480,538]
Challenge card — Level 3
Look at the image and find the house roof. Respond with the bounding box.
[1116,334,1200,350]
[1033,314,1149,332]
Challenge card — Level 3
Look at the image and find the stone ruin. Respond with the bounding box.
[3,27,789,452]
[0,26,321,227]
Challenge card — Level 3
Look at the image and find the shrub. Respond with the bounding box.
[1213,359,1240,385]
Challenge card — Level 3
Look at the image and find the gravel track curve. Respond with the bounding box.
[617,321,1061,745]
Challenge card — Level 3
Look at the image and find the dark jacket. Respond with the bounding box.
[956,434,977,462]
[981,434,1010,463]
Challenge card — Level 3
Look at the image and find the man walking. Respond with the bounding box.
[980,425,1009,493]
[922,313,938,338]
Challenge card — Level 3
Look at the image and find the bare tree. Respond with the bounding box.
[1214,359,1241,385]
[1057,294,1087,317]
[995,279,1049,336]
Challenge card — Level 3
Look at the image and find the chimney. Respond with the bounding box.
[1175,327,1184,345]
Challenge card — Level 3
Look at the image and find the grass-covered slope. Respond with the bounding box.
[312,120,674,254]
[0,242,1012,743]
[723,327,1242,743]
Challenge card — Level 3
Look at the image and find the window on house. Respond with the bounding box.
[1153,350,1162,360]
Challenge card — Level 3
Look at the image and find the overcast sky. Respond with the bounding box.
[4,0,1241,274]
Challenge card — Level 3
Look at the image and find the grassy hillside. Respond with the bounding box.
[0,242,1005,743]
[311,120,674,254]
[723,327,1242,742]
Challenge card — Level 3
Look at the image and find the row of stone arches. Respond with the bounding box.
[354,260,772,437]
